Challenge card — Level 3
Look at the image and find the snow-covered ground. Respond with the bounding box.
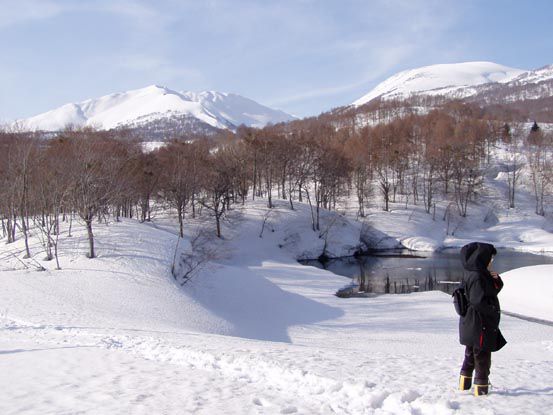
[501,265,553,323]
[1,199,553,414]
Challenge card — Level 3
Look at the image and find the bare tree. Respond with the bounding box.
[345,128,374,217]
[158,141,208,237]
[526,128,552,216]
[65,129,132,258]
[173,229,219,285]
[199,146,235,238]
[1,130,39,256]
[501,123,524,208]
[32,141,73,268]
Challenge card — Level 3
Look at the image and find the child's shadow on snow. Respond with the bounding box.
[495,387,553,396]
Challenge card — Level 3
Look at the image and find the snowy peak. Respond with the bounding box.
[509,64,553,84]
[19,85,295,132]
[353,61,526,106]
[182,90,292,129]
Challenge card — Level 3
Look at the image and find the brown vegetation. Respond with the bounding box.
[1,101,551,266]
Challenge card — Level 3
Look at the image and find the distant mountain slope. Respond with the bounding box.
[19,85,295,133]
[353,61,525,106]
[351,61,553,123]
[464,64,553,103]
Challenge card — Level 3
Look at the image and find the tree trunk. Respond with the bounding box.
[20,215,31,258]
[68,213,73,237]
[304,187,316,232]
[216,214,221,238]
[177,203,184,238]
[85,217,95,258]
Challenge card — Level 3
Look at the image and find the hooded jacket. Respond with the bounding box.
[459,242,507,352]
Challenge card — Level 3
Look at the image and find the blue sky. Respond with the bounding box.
[1,0,552,121]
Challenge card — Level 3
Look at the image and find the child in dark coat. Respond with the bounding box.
[458,242,507,396]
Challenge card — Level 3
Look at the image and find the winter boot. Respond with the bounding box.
[474,380,489,396]
[459,375,472,391]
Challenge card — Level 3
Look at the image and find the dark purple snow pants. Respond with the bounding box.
[461,346,492,384]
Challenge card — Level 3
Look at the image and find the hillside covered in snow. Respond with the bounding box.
[18,85,295,133]
[352,61,553,123]
[353,61,525,105]
[4,54,553,414]
[2,199,553,414]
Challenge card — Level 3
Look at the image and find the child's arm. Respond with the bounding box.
[468,277,498,318]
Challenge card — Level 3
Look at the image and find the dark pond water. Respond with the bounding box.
[301,249,553,295]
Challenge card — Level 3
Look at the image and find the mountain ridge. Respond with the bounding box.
[350,61,553,123]
[353,61,528,106]
[18,85,295,133]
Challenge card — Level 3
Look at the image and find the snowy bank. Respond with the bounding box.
[2,200,553,414]
[501,265,553,323]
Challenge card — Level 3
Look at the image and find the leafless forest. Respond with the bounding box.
[1,101,552,266]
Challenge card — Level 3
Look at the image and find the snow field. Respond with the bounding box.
[3,293,552,414]
[1,199,553,414]
[501,265,553,322]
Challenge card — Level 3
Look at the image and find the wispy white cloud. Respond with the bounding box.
[1,0,472,119]
[268,44,413,106]
[266,0,463,109]
[114,54,207,87]
[0,0,63,27]
[269,78,374,106]
[84,0,177,32]
[0,0,173,29]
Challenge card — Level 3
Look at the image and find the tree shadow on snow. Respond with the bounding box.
[184,263,344,343]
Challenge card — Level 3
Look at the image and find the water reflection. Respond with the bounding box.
[300,249,553,295]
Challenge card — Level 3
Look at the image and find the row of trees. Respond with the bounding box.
[0,129,241,266]
[2,102,552,266]
[238,108,552,221]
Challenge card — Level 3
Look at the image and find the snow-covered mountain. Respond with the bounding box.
[353,61,526,106]
[351,61,553,123]
[19,85,295,132]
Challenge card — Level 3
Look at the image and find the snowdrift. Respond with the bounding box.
[501,265,553,323]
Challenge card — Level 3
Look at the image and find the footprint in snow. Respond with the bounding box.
[100,338,124,349]
[280,406,297,414]
[252,397,271,407]
[401,389,421,403]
